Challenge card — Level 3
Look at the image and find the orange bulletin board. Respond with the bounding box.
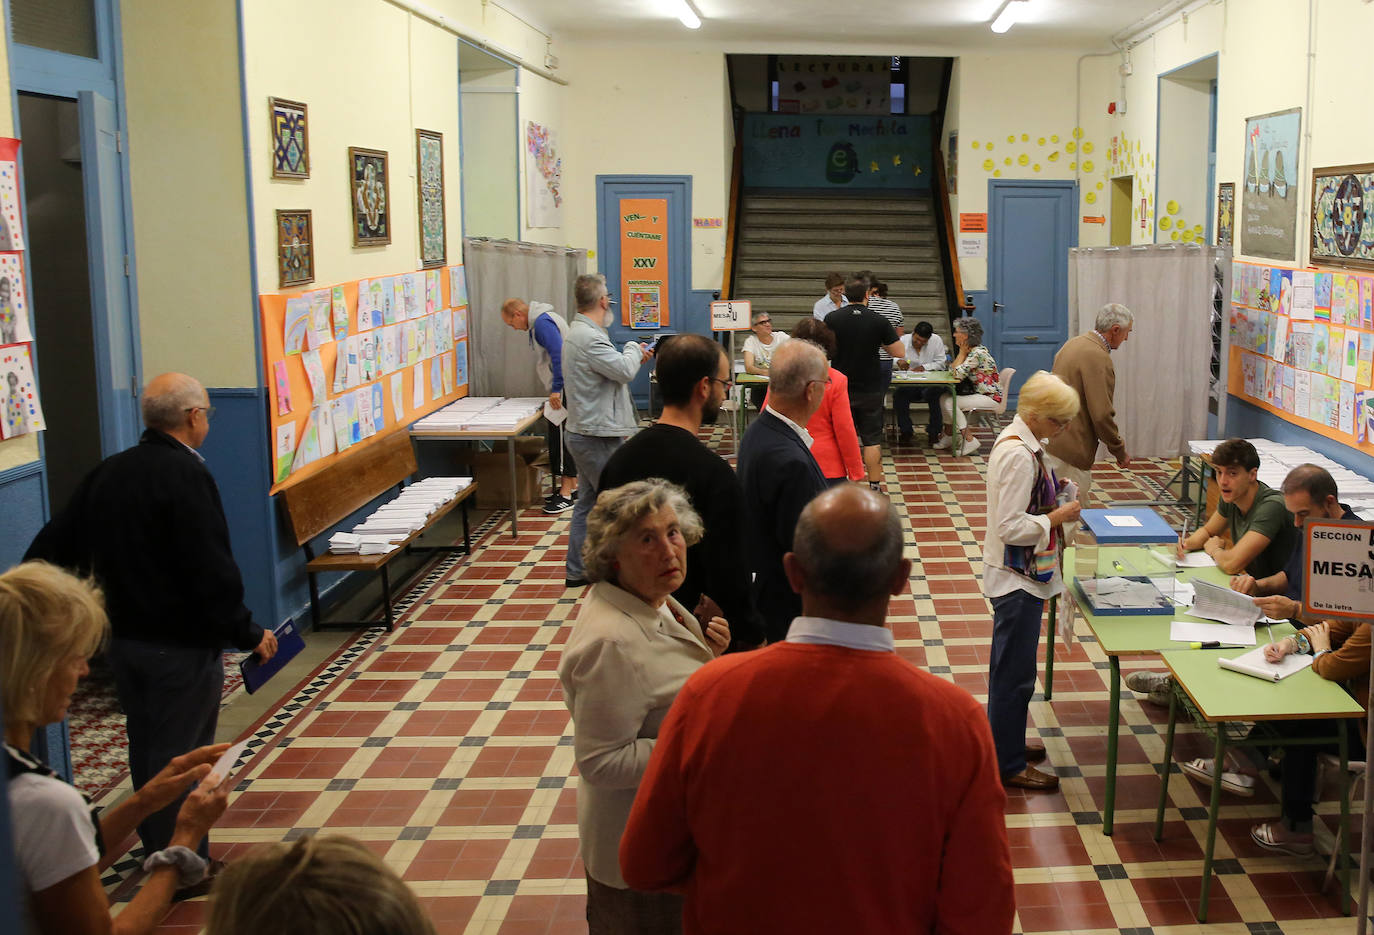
[261,265,470,493]
[619,197,670,329]
[1227,259,1374,455]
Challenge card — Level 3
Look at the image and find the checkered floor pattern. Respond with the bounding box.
[103,421,1360,934]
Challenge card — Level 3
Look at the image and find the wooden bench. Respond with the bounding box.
[279,431,476,632]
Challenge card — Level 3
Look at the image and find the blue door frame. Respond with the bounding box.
[987,179,1077,402]
[595,175,692,405]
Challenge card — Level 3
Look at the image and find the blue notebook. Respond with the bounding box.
[238,619,305,694]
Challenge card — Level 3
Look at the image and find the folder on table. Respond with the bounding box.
[239,618,305,694]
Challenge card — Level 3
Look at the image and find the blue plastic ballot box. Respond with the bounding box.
[1071,508,1179,616]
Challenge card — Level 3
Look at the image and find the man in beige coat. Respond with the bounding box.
[1044,303,1134,506]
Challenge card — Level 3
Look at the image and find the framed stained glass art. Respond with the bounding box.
[277,210,314,287]
[269,97,309,179]
[349,146,390,246]
[1311,163,1374,270]
[416,129,445,268]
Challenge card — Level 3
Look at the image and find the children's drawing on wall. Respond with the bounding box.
[525,122,562,228]
[0,256,32,345]
[450,266,467,308]
[455,339,468,387]
[454,307,468,340]
[1,344,43,438]
[0,139,26,252]
[284,296,310,355]
[1241,108,1301,261]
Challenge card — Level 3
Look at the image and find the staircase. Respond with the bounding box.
[731,191,950,344]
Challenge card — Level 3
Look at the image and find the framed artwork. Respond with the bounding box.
[415,129,446,268]
[1216,182,1234,248]
[276,210,314,287]
[269,97,309,179]
[1311,162,1374,270]
[349,147,390,246]
[1240,107,1301,261]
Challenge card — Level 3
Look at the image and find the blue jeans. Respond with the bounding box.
[893,385,944,437]
[564,432,624,580]
[987,589,1046,777]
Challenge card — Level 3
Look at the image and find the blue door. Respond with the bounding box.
[79,90,141,455]
[987,180,1077,401]
[595,175,691,406]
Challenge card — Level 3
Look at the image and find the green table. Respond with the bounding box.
[890,368,965,445]
[1045,546,1230,835]
[735,372,768,439]
[1156,646,1362,921]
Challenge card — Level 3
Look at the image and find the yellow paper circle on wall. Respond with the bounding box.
[1194,224,1204,234]
[1073,127,1084,138]
[1083,141,1094,154]
[1007,134,1016,143]
[1083,160,1094,172]
[1166,200,1179,215]
[1004,157,1012,166]
[993,169,1002,177]
[972,140,981,149]
[1065,141,1077,154]
[1096,181,1103,190]
[982,158,994,171]
[1021,133,1029,141]
[1085,192,1097,204]
[1170,231,1180,241]
[1033,163,1041,172]
[986,141,995,150]
[1048,151,1060,162]
[1051,134,1060,143]
[1159,217,1172,229]
[1069,161,1077,170]
[1018,153,1030,166]
[1037,136,1045,145]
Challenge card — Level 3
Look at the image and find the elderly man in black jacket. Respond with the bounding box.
[26,372,276,863]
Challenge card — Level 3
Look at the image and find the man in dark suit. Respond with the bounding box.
[737,340,830,642]
[26,372,276,867]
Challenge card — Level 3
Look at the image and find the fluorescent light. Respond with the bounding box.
[672,0,702,29]
[991,0,1030,33]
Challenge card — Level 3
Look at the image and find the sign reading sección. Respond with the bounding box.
[1301,518,1374,621]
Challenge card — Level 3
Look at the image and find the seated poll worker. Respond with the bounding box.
[557,479,730,931]
[2,562,232,935]
[1249,620,1371,855]
[1176,438,1297,578]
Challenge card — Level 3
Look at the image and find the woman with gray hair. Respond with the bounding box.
[557,479,730,933]
[936,316,1002,456]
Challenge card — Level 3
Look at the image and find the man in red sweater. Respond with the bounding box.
[620,485,1014,934]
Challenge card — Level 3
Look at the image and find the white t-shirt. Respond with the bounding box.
[8,766,100,893]
[742,331,788,368]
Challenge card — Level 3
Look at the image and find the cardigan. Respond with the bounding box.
[620,641,1014,934]
[1045,332,1126,471]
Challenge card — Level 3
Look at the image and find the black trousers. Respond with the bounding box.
[108,638,222,858]
[545,418,577,478]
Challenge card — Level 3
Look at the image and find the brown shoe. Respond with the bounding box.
[1002,765,1059,791]
[1024,743,1047,764]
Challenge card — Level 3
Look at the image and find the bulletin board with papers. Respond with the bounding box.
[260,264,471,493]
[1227,259,1374,455]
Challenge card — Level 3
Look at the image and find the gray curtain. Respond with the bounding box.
[1068,244,1216,459]
[464,237,588,397]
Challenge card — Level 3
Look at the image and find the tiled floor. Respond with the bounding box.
[99,423,1360,934]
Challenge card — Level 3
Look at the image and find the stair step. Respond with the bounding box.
[736,295,949,316]
[735,277,944,297]
[737,243,934,264]
[736,259,943,277]
[739,228,937,246]
[742,193,932,214]
[743,212,935,232]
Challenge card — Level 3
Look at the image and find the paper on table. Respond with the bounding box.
[1189,580,1261,625]
[1105,514,1143,527]
[1169,620,1256,645]
[1217,645,1314,682]
[1176,551,1217,568]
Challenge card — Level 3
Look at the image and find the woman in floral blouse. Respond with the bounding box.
[934,317,1001,456]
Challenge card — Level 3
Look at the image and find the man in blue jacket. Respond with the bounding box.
[501,296,578,514]
[560,273,652,588]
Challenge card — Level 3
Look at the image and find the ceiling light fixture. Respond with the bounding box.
[672,0,702,29]
[990,0,1031,34]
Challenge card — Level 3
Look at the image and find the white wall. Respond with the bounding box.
[517,66,567,245]
[1155,75,1212,244]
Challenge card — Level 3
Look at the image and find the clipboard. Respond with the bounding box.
[238,618,305,694]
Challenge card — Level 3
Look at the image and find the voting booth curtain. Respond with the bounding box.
[1068,244,1217,460]
[463,237,588,398]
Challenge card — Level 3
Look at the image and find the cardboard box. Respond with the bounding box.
[467,438,546,509]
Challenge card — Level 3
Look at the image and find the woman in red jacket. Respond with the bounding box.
[764,319,864,485]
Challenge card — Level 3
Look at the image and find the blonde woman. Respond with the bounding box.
[1,562,231,935]
[559,479,730,932]
[982,373,1081,792]
[206,835,434,935]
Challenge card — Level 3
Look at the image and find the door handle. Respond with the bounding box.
[993,302,1005,313]
[1023,335,1040,342]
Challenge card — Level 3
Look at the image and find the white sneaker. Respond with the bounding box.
[933,435,954,450]
[957,437,981,456]
[1180,757,1257,796]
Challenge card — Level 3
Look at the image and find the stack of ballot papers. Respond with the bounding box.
[328,476,473,554]
[1084,576,1169,609]
[413,397,504,431]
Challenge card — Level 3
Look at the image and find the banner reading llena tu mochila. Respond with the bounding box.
[1301,517,1374,620]
[620,198,669,329]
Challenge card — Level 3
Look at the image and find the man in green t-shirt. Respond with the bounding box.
[1176,437,1297,578]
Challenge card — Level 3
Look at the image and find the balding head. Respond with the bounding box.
[769,340,828,399]
[142,372,209,446]
[785,485,908,624]
[501,298,530,330]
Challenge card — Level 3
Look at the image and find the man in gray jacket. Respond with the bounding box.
[562,272,652,587]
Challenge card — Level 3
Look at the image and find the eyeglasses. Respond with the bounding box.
[755,318,772,325]
[185,405,216,421]
[710,377,733,389]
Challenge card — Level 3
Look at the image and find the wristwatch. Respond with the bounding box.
[1293,632,1312,655]
[1312,649,1331,661]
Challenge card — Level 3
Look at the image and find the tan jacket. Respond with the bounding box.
[1045,332,1126,471]
[557,581,713,888]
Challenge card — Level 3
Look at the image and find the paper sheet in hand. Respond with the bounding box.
[544,399,567,425]
[1189,580,1262,625]
[209,740,250,787]
[1217,645,1314,681]
[1169,620,1256,645]
[238,619,305,694]
[1176,551,1217,568]
[1106,514,1143,527]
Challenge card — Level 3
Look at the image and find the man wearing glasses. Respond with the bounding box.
[26,371,276,874]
